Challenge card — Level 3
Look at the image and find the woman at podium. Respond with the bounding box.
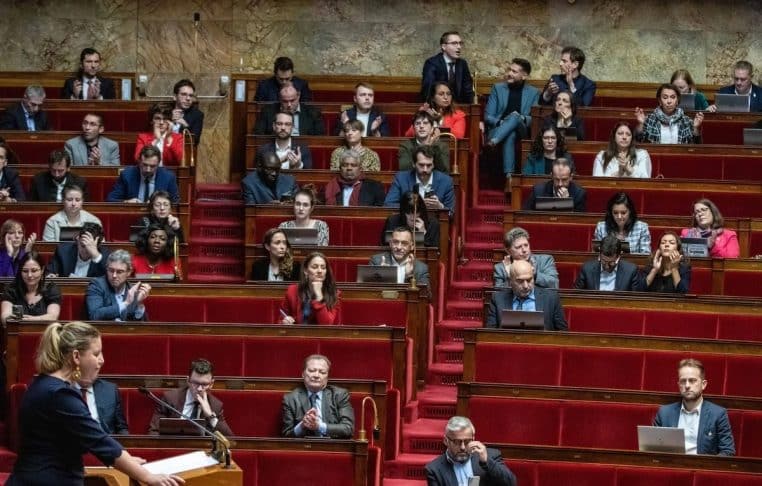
[7,321,184,486]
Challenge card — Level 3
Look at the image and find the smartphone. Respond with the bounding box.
[424,191,435,198]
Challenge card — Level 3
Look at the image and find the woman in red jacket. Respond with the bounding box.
[279,252,340,325]
[134,103,184,166]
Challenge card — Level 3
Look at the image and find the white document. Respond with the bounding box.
[142,450,219,475]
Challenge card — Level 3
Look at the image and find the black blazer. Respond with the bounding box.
[254,103,325,136]
[179,105,204,145]
[333,106,390,136]
[574,259,644,291]
[523,180,587,212]
[382,213,440,247]
[425,447,517,486]
[46,242,109,278]
[484,287,568,330]
[61,76,116,100]
[421,52,475,104]
[0,167,25,201]
[254,76,313,102]
[250,259,302,281]
[0,102,49,131]
[29,171,88,202]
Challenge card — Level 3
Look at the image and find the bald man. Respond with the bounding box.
[254,85,325,136]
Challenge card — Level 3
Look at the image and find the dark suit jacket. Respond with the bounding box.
[369,252,430,287]
[254,103,325,136]
[62,76,116,100]
[281,385,354,438]
[333,106,390,136]
[254,76,312,102]
[382,214,440,247]
[47,242,109,278]
[91,379,128,434]
[0,102,49,131]
[717,83,762,112]
[179,105,204,145]
[250,259,301,281]
[573,259,643,291]
[84,276,148,321]
[0,167,25,201]
[653,400,735,455]
[484,287,568,330]
[384,170,456,216]
[523,180,587,212]
[541,73,597,107]
[425,448,517,486]
[323,177,386,207]
[106,165,179,203]
[255,140,313,169]
[148,386,233,436]
[421,52,474,104]
[29,171,88,202]
[241,171,298,204]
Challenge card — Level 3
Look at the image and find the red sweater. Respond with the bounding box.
[280,284,341,325]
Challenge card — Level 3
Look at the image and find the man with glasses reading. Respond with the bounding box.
[148,358,233,436]
[106,146,179,203]
[425,416,516,486]
[574,233,643,291]
[421,31,474,104]
[84,250,151,321]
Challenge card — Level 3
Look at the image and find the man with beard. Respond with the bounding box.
[653,358,735,455]
[485,58,540,178]
[322,149,384,206]
[170,79,204,145]
[425,416,516,486]
[334,83,389,137]
[398,111,450,172]
[64,113,120,166]
[421,31,474,104]
[255,111,312,169]
[29,150,88,202]
[369,226,429,286]
[241,152,298,204]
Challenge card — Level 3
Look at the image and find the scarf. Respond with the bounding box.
[324,173,365,206]
[684,227,722,249]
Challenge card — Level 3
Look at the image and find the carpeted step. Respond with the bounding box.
[191,219,244,241]
[186,256,246,283]
[414,385,458,419]
[0,447,17,472]
[444,300,483,321]
[463,228,503,245]
[195,183,242,200]
[436,320,483,343]
[477,190,507,207]
[189,242,244,260]
[467,208,504,225]
[434,342,464,364]
[384,453,437,481]
[382,478,426,486]
[462,242,502,263]
[402,418,450,454]
[426,362,463,387]
[192,200,244,220]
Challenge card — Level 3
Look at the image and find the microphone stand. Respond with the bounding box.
[409,194,419,291]
[138,386,232,468]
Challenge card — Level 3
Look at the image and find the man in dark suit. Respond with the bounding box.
[421,31,474,104]
[47,223,109,278]
[540,46,597,107]
[254,56,312,102]
[241,152,298,204]
[523,158,586,212]
[148,358,233,436]
[85,250,150,321]
[715,60,762,112]
[254,85,324,136]
[171,79,204,145]
[653,358,735,455]
[485,259,567,330]
[61,48,116,100]
[385,145,455,216]
[322,149,384,206]
[255,111,312,169]
[29,150,88,202]
[0,85,49,131]
[76,377,129,434]
[0,142,25,202]
[574,234,643,291]
[425,416,517,486]
[333,83,389,136]
[369,226,430,286]
[282,354,354,439]
[106,145,179,203]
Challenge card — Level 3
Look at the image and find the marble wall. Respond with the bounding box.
[1,0,760,182]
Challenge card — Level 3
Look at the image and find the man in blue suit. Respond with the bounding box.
[653,358,735,455]
[76,377,129,435]
[485,58,540,177]
[85,250,150,321]
[241,152,299,204]
[715,60,762,112]
[255,56,312,103]
[540,46,596,107]
[385,145,455,216]
[106,146,179,203]
[46,223,109,278]
[421,31,474,104]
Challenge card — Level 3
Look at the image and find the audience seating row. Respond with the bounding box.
[0,73,135,100]
[0,99,152,133]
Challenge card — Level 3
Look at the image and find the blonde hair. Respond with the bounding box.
[35,321,100,374]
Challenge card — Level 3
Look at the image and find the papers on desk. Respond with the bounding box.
[142,450,219,475]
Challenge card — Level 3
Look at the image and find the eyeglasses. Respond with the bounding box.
[445,41,464,46]
[189,379,213,389]
[694,207,710,215]
[445,436,473,447]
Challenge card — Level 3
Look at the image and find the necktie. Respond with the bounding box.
[448,62,455,82]
[191,401,200,419]
[309,393,317,410]
[142,176,151,202]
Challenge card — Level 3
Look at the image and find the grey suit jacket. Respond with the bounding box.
[484,81,541,131]
[573,259,644,291]
[492,254,559,289]
[64,135,120,166]
[369,252,430,287]
[425,448,517,486]
[485,287,568,330]
[282,385,354,439]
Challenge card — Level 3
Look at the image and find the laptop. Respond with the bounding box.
[280,227,319,246]
[58,227,81,242]
[681,237,709,257]
[383,230,425,245]
[129,225,146,243]
[134,273,177,281]
[535,197,574,211]
[499,310,545,330]
[356,265,399,283]
[714,93,750,112]
[158,418,207,436]
[591,239,631,254]
[637,425,686,453]
[562,126,579,141]
[678,93,696,111]
[743,128,762,145]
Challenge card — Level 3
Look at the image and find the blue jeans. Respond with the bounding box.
[488,112,526,175]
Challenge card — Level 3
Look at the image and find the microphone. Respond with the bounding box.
[138,386,232,468]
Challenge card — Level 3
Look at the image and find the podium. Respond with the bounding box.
[85,458,242,486]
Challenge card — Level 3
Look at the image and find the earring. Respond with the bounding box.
[72,365,81,381]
